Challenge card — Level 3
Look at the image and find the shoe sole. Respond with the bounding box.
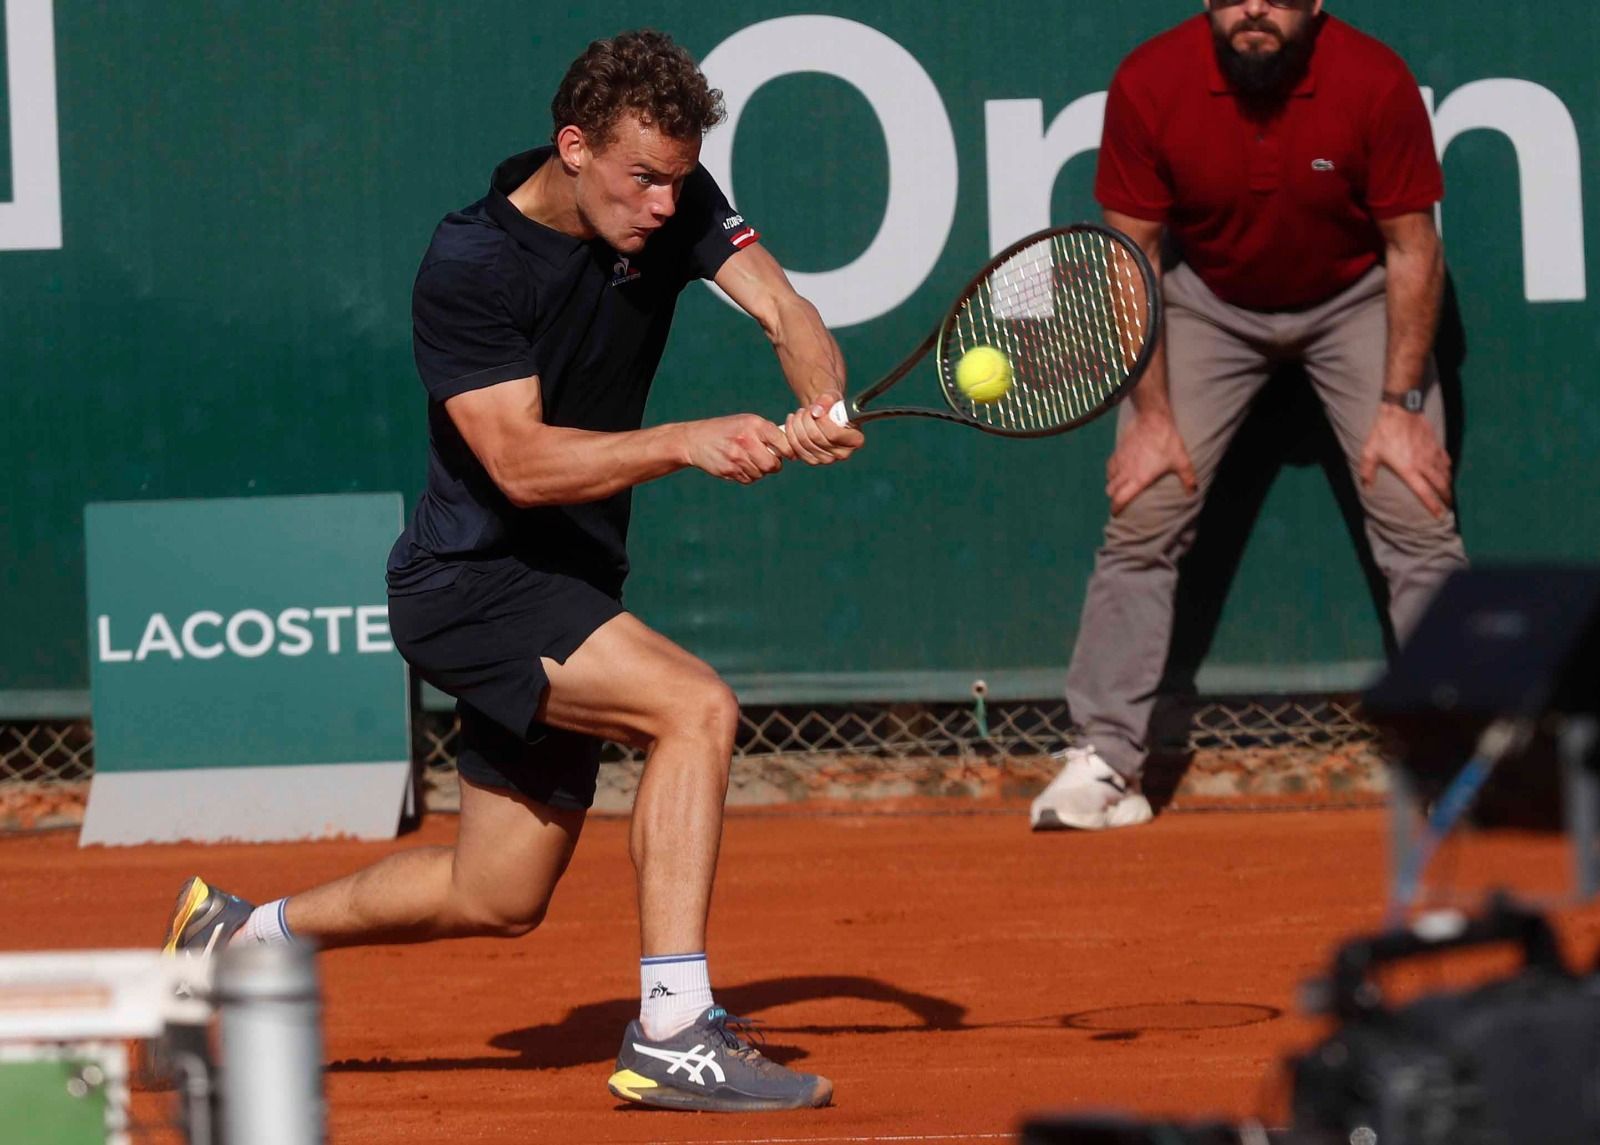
[161,877,223,955]
[607,1069,832,1112]
[1031,806,1153,831]
[1031,808,1112,831]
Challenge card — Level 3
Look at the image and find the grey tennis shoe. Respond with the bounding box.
[1030,745,1153,831]
[162,876,254,956]
[608,1006,833,1112]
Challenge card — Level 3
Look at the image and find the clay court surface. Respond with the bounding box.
[2,803,1597,1143]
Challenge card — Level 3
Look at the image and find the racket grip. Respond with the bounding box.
[828,401,854,427]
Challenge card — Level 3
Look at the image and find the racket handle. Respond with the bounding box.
[829,401,854,427]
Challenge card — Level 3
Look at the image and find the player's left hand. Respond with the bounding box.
[1359,404,1453,518]
[784,392,864,465]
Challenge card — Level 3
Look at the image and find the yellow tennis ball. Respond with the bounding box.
[954,345,1012,403]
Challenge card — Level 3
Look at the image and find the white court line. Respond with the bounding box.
[643,1138,1004,1145]
[642,1131,1284,1144]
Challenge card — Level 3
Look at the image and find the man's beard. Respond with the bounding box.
[1212,16,1317,103]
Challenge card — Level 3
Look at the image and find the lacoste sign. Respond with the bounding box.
[80,493,412,845]
[95,605,393,662]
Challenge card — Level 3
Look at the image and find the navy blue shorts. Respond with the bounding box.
[388,558,625,810]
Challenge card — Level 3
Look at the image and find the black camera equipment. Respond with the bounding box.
[1289,895,1600,1145]
[1286,566,1600,1143]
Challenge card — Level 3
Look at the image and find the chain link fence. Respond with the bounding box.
[0,721,96,785]
[411,693,1381,770]
[2,695,1391,829]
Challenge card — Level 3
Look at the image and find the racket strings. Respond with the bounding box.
[941,230,1152,433]
[968,268,1057,433]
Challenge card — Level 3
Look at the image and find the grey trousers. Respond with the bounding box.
[1064,262,1468,780]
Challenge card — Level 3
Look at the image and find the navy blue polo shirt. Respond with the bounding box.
[387,148,757,596]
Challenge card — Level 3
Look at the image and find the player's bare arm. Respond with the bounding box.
[714,243,863,465]
[446,373,794,500]
[1358,210,1451,517]
[1101,209,1197,515]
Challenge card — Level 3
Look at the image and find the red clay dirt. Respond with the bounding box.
[2,804,1596,1143]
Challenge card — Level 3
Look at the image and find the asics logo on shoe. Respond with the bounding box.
[648,982,674,998]
[630,1042,726,1086]
[202,923,229,956]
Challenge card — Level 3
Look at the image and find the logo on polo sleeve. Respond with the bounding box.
[722,213,760,250]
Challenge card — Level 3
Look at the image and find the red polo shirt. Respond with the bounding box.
[1095,14,1442,311]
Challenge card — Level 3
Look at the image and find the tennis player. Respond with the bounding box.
[1032,0,1468,830]
[164,29,859,1112]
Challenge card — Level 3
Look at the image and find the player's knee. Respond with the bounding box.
[690,678,741,751]
[452,890,551,939]
[658,674,740,752]
[472,903,548,939]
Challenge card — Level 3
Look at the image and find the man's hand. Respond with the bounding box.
[1358,404,1452,518]
[682,415,795,484]
[783,392,864,465]
[1106,408,1198,515]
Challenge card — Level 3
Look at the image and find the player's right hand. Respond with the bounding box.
[784,392,864,465]
[683,414,795,484]
[1106,408,1198,515]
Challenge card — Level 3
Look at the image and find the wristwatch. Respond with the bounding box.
[1380,387,1426,414]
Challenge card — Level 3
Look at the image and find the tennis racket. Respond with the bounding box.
[829,223,1160,438]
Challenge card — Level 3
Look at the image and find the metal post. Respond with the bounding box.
[1387,760,1422,918]
[216,944,324,1145]
[1558,716,1600,901]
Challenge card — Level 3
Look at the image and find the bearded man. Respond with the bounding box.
[1031,1,1467,831]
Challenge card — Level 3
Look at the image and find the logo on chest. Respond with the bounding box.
[609,255,643,287]
[1310,158,1337,172]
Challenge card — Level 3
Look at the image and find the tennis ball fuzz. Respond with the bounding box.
[954,345,1013,403]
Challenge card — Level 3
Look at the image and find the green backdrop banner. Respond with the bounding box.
[4,3,1597,706]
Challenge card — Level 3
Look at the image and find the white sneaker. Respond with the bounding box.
[1029,745,1153,831]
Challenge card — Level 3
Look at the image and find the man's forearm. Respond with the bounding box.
[1382,227,1445,397]
[1104,213,1174,421]
[1127,323,1173,418]
[768,292,846,406]
[1126,259,1172,419]
[484,421,691,508]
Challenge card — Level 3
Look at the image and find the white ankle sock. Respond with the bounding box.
[233,898,296,947]
[639,953,713,1040]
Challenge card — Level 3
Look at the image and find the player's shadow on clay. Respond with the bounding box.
[325,975,966,1074]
